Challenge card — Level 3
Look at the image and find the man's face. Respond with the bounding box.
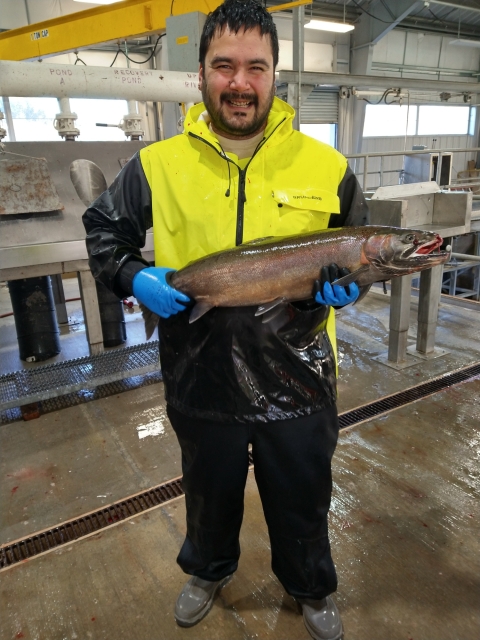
[199,26,276,139]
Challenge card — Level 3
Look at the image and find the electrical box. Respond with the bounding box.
[166,11,207,73]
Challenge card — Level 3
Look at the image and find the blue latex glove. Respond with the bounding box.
[314,264,360,307]
[132,267,190,319]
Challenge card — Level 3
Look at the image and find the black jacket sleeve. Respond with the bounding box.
[329,165,370,229]
[82,152,152,298]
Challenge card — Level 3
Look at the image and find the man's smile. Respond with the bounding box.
[227,100,252,108]
[221,93,257,111]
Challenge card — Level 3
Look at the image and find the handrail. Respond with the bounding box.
[345,146,480,159]
[344,146,480,191]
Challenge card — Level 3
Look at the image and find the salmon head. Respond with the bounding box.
[359,227,450,281]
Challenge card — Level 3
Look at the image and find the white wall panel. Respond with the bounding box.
[372,29,480,77]
[372,30,406,65]
[0,0,99,28]
[278,40,333,73]
[0,0,28,29]
[403,32,442,69]
[440,40,480,71]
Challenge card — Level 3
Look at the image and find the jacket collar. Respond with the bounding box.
[184,96,294,149]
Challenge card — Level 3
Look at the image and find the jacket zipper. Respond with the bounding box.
[188,118,286,246]
[236,169,246,246]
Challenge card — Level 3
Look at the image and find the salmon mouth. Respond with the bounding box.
[413,234,443,255]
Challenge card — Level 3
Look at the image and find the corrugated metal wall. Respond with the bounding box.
[301,89,339,124]
[357,135,476,190]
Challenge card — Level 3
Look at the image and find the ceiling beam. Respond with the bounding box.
[278,69,480,93]
[371,0,425,45]
[352,0,425,50]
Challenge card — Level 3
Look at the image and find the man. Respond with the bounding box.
[83,1,369,638]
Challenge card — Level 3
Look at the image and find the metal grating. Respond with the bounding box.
[1,362,479,570]
[0,371,163,426]
[339,361,480,429]
[0,342,160,412]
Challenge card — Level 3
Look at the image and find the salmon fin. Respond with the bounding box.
[189,302,213,323]
[332,266,369,287]
[261,305,286,324]
[357,284,372,303]
[255,297,286,317]
[139,302,160,340]
[243,236,274,245]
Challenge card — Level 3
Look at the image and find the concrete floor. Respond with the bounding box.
[1,277,480,640]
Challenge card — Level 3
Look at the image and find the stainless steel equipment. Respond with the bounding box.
[367,182,472,369]
[0,141,154,356]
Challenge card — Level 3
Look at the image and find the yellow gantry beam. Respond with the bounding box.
[0,0,312,62]
[267,0,312,13]
[0,0,222,61]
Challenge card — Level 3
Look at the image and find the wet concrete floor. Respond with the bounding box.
[1,287,480,639]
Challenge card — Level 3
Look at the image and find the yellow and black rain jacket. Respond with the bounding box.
[83,97,369,423]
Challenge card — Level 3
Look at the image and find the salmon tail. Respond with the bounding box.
[139,302,160,340]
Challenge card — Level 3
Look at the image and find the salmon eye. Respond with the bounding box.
[404,234,418,245]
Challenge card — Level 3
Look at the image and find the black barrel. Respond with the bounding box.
[8,276,61,362]
[96,281,126,348]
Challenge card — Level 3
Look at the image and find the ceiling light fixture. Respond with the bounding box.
[449,38,480,48]
[304,19,354,33]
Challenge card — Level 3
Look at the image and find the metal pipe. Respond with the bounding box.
[450,252,480,263]
[1,96,16,141]
[0,60,201,103]
[363,155,369,192]
[23,0,31,25]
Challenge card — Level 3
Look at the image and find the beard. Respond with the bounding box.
[201,79,275,138]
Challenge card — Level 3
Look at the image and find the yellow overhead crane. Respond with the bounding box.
[0,0,312,62]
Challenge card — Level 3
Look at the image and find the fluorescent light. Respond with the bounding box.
[73,0,122,4]
[305,20,354,33]
[449,38,480,48]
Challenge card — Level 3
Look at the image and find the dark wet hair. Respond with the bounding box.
[199,0,279,69]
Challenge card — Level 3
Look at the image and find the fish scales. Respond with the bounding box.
[171,229,367,308]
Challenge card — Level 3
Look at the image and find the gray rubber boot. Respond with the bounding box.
[174,575,232,627]
[300,596,344,640]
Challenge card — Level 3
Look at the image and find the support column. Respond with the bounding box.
[50,273,68,325]
[291,5,304,132]
[77,270,104,355]
[408,265,448,359]
[388,274,413,363]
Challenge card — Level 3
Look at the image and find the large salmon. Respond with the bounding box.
[141,225,449,335]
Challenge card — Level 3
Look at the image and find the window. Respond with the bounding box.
[363,103,476,137]
[300,123,337,147]
[363,104,417,137]
[417,105,470,136]
[4,97,131,141]
[69,99,128,141]
[9,97,59,141]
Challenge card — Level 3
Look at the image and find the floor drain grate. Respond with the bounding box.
[1,478,184,570]
[338,361,480,429]
[1,362,479,570]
